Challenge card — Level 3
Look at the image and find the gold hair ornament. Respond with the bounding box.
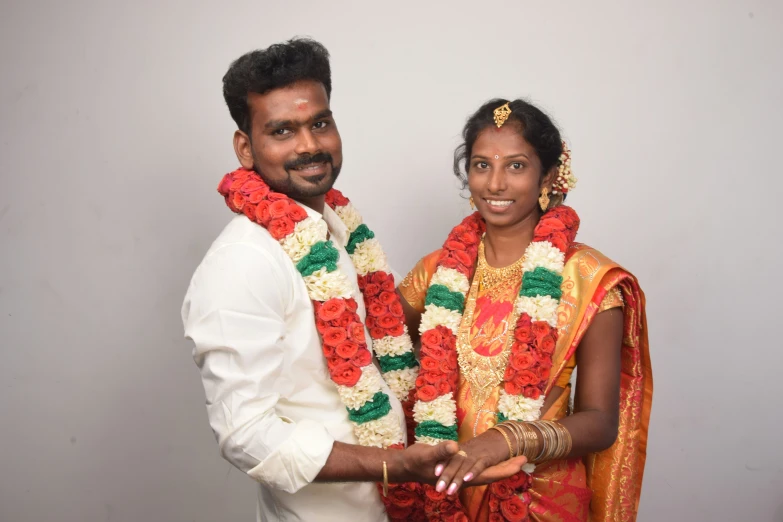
[552,140,577,195]
[493,102,512,128]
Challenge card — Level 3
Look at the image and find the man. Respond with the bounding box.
[181,38,457,521]
[183,38,522,521]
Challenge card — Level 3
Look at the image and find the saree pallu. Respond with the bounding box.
[400,244,652,522]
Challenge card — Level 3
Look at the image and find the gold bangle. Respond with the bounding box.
[382,460,388,497]
[490,425,515,459]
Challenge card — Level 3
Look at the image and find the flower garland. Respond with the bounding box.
[413,206,580,521]
[217,168,420,520]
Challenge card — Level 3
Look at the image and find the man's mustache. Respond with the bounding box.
[284,152,333,171]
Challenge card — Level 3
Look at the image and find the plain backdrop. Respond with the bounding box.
[2,1,782,521]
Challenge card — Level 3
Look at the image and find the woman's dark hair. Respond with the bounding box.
[453,98,563,188]
[222,37,332,134]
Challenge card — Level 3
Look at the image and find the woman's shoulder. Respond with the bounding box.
[565,242,629,278]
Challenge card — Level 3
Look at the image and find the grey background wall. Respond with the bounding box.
[2,1,782,520]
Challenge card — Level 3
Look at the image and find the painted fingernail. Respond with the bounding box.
[436,480,446,493]
[435,464,444,476]
[447,483,458,495]
[463,472,474,482]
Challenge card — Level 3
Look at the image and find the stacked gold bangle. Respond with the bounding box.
[491,420,572,463]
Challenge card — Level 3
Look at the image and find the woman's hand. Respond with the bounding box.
[433,429,527,495]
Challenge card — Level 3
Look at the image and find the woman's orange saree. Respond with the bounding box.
[400,243,652,521]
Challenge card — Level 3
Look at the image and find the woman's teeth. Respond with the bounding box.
[485,200,513,207]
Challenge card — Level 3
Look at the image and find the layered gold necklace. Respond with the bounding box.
[457,240,525,410]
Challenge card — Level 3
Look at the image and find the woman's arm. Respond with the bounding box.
[434,307,623,496]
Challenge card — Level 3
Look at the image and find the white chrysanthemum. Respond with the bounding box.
[334,203,363,233]
[373,331,414,357]
[336,366,384,410]
[413,393,457,426]
[354,413,404,448]
[419,304,462,335]
[522,241,565,274]
[430,266,470,294]
[515,295,559,327]
[303,267,353,301]
[497,391,545,422]
[383,367,419,401]
[279,218,328,262]
[415,435,444,446]
[350,238,391,276]
[522,462,536,474]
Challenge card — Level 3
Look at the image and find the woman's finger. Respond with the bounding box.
[435,452,470,495]
[473,455,528,484]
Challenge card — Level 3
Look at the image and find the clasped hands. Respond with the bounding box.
[390,428,527,496]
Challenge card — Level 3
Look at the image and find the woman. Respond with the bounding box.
[396,99,652,521]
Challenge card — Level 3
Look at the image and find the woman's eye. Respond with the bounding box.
[510,162,522,169]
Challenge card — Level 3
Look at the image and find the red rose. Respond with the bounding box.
[389,487,416,508]
[318,298,346,322]
[439,360,453,374]
[240,178,266,196]
[421,357,440,372]
[539,333,557,354]
[425,345,447,360]
[269,199,290,219]
[364,283,381,297]
[315,317,329,334]
[489,514,504,522]
[378,315,399,329]
[504,380,523,395]
[453,250,473,266]
[230,191,246,212]
[385,504,411,519]
[417,385,438,402]
[366,316,377,328]
[445,240,466,251]
[336,340,360,359]
[386,324,404,337]
[368,302,389,317]
[548,233,569,252]
[381,279,396,292]
[489,481,513,499]
[424,372,442,384]
[537,365,551,381]
[268,217,295,239]
[446,354,458,370]
[500,496,528,522]
[287,204,308,222]
[504,365,517,382]
[515,370,540,387]
[488,496,500,512]
[524,386,542,400]
[325,189,349,207]
[510,352,535,371]
[424,488,446,502]
[514,316,535,343]
[229,170,251,191]
[345,298,358,312]
[245,184,270,204]
[458,230,479,245]
[330,361,361,386]
[323,327,347,347]
[337,312,353,328]
[437,326,456,348]
[242,202,257,221]
[352,348,372,367]
[371,271,390,284]
[348,322,366,342]
[531,321,550,338]
[507,471,531,490]
[389,301,404,317]
[440,257,459,270]
[267,192,288,202]
[255,200,272,225]
[322,343,335,358]
[421,329,443,348]
[531,348,551,364]
[416,376,427,388]
[217,174,233,196]
[326,355,342,371]
[437,379,452,396]
[370,327,386,340]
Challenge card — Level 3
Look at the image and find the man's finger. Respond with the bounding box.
[432,441,459,461]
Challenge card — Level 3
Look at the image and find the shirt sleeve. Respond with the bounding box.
[182,242,335,493]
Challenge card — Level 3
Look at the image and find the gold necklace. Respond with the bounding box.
[457,241,525,410]
[478,241,526,300]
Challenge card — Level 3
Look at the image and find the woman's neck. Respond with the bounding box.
[483,211,540,268]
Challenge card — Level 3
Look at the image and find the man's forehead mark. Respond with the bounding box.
[294,98,309,110]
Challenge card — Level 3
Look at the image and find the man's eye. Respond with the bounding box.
[273,128,291,136]
[313,121,328,130]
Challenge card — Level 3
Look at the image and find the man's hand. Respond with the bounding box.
[388,441,459,484]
